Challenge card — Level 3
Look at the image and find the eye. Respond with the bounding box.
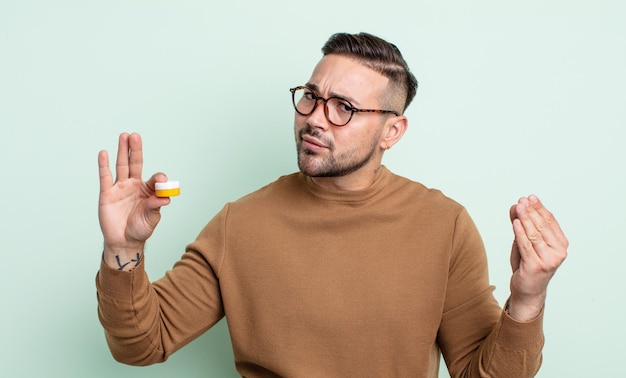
[335,100,353,114]
[303,91,316,101]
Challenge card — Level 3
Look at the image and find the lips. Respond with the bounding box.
[302,134,329,150]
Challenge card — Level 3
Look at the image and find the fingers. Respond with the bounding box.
[145,172,171,210]
[509,195,568,310]
[512,217,540,264]
[510,239,521,272]
[128,133,143,179]
[98,150,113,193]
[509,204,518,222]
[101,132,169,198]
[146,172,169,190]
[511,194,568,263]
[527,195,569,249]
[114,132,144,182]
[115,132,130,181]
[514,197,550,257]
[518,195,568,250]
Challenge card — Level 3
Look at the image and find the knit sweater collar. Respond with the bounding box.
[300,166,391,204]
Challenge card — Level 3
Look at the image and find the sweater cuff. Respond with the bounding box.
[96,257,149,303]
[497,302,545,350]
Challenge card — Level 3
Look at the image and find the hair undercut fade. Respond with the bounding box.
[321,32,418,113]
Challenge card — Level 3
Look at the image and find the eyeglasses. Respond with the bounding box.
[290,86,399,127]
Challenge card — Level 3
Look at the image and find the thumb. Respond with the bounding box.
[510,240,521,272]
[509,203,519,222]
[146,172,169,192]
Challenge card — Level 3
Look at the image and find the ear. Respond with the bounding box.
[380,115,408,150]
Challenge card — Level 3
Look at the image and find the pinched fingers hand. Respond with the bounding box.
[508,196,568,319]
[512,195,568,269]
[527,195,568,249]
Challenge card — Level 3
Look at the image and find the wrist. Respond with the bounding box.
[103,244,145,272]
[506,294,546,322]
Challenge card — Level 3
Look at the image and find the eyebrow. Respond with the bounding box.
[305,82,359,106]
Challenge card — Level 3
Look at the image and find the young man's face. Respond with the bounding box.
[294,54,393,179]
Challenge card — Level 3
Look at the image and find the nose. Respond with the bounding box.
[306,99,331,131]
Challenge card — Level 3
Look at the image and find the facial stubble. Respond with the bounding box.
[296,125,379,178]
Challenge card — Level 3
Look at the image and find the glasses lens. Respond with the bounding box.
[326,98,353,126]
[291,87,354,126]
[292,87,316,115]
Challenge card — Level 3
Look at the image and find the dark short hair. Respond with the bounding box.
[321,32,418,112]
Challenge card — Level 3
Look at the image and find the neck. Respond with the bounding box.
[310,165,383,191]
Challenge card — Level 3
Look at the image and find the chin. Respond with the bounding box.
[298,153,328,177]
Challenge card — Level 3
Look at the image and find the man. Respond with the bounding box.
[96,32,568,377]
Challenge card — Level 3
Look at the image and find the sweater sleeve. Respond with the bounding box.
[95,208,228,365]
[438,208,544,378]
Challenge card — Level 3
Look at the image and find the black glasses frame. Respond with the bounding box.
[290,86,399,126]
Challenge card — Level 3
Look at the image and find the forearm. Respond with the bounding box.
[96,259,168,365]
[439,293,544,378]
[468,308,544,378]
[96,243,226,365]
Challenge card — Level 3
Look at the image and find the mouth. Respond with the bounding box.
[301,134,329,151]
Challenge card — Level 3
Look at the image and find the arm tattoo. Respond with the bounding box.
[115,253,143,271]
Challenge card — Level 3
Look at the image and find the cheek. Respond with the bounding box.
[332,131,362,154]
[293,115,303,136]
[336,126,377,148]
[294,113,309,130]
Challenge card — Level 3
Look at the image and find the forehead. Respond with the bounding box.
[307,54,389,104]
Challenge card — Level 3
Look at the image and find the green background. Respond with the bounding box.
[1,1,624,377]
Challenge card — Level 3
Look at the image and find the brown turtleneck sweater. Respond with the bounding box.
[97,167,543,377]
